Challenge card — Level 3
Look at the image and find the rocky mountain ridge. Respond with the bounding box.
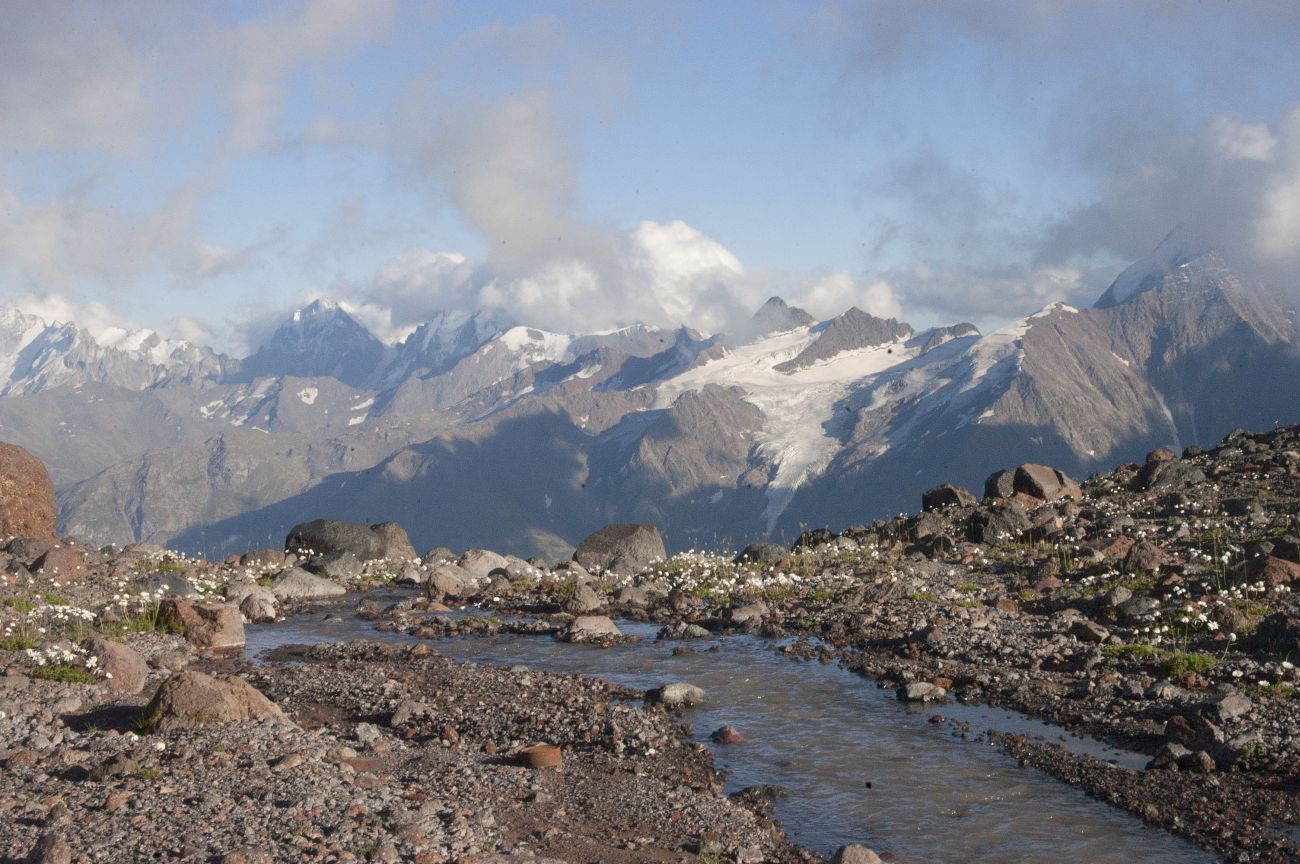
[1,233,1297,558]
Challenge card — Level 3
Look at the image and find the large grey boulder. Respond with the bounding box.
[457,549,510,584]
[573,524,666,575]
[238,586,279,623]
[566,615,621,642]
[425,564,468,600]
[285,519,416,562]
[270,567,346,601]
[647,681,705,707]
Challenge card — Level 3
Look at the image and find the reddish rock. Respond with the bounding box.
[1014,464,1083,502]
[0,442,57,541]
[32,547,87,582]
[710,725,744,745]
[158,597,245,649]
[1124,539,1166,574]
[140,670,291,732]
[89,636,149,695]
[1245,555,1300,586]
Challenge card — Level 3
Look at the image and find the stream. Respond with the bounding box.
[246,597,1213,864]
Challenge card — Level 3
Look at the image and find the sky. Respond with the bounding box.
[1,0,1299,355]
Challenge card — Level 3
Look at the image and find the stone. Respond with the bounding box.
[613,584,650,608]
[733,542,790,566]
[830,845,884,864]
[968,504,1032,544]
[1244,555,1300,586]
[1211,693,1253,723]
[424,564,468,600]
[573,523,666,575]
[899,681,946,703]
[0,442,57,541]
[368,521,417,561]
[420,546,455,565]
[1147,742,1191,770]
[25,833,71,864]
[922,483,977,512]
[284,519,386,562]
[88,636,149,695]
[1133,459,1206,492]
[458,549,511,583]
[983,469,1018,500]
[32,547,87,582]
[5,537,52,564]
[158,597,245,649]
[1124,540,1166,574]
[140,670,292,732]
[1146,448,1178,464]
[729,601,769,625]
[308,552,363,580]
[1069,619,1110,643]
[648,682,706,707]
[562,582,604,615]
[710,725,743,744]
[270,567,346,601]
[566,615,621,642]
[791,527,835,550]
[238,587,279,623]
[1103,586,1133,608]
[238,549,287,571]
[1013,464,1082,501]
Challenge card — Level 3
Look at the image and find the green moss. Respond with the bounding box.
[41,593,69,606]
[910,591,942,604]
[0,634,35,651]
[1162,652,1217,678]
[1,596,36,614]
[1102,643,1162,660]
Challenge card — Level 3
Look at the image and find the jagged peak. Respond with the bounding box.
[1095,226,1218,309]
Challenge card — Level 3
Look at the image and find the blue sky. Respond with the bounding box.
[2,1,1298,353]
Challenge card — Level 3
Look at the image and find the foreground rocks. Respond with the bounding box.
[0,440,57,540]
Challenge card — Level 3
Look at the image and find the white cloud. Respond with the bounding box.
[790,272,902,321]
[1,292,137,340]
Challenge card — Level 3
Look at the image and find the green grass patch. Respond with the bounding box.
[950,597,982,608]
[31,663,96,684]
[1245,681,1299,699]
[0,634,35,651]
[1162,652,1217,678]
[1,596,36,614]
[955,582,982,593]
[910,591,942,604]
[1102,643,1162,660]
[41,593,69,606]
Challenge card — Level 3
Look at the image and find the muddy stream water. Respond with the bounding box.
[246,597,1213,864]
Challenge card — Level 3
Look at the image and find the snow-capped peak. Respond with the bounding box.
[1095,226,1214,309]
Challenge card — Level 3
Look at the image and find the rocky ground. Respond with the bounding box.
[2,424,1300,861]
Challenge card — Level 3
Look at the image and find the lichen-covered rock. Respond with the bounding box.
[573,524,666,575]
[139,670,291,732]
[158,597,245,649]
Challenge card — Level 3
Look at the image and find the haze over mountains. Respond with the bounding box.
[1,232,1296,560]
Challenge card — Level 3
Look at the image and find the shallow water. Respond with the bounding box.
[246,599,1213,863]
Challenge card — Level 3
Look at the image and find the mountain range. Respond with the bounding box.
[1,230,1296,560]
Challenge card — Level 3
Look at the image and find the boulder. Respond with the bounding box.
[88,636,149,695]
[566,615,621,642]
[139,670,291,732]
[983,468,1017,500]
[32,546,87,582]
[613,585,650,608]
[368,521,417,561]
[420,547,456,566]
[1124,539,1166,574]
[922,483,978,512]
[1013,464,1082,501]
[899,681,946,703]
[307,551,364,580]
[1244,555,1300,586]
[729,601,769,625]
[733,542,790,566]
[284,519,389,562]
[968,504,1032,544]
[458,549,511,583]
[830,846,884,864]
[0,442,57,541]
[5,537,52,564]
[238,587,279,623]
[1133,459,1206,492]
[270,567,346,601]
[1069,619,1110,643]
[158,597,245,649]
[562,582,604,615]
[646,681,705,707]
[424,565,468,600]
[573,524,666,574]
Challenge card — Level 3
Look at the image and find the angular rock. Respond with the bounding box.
[1244,555,1300,586]
[1124,539,1166,574]
[922,483,977,512]
[0,442,57,541]
[1133,459,1206,492]
[88,636,149,695]
[270,567,346,601]
[25,833,71,864]
[238,587,279,623]
[729,601,769,625]
[562,582,604,615]
[613,584,650,608]
[573,524,666,575]
[140,670,291,732]
[1069,619,1110,643]
[1013,464,1082,501]
[308,551,363,580]
[983,468,1018,500]
[968,504,1032,544]
[158,597,245,649]
[368,521,417,561]
[424,564,468,600]
[5,537,52,564]
[32,546,87,582]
